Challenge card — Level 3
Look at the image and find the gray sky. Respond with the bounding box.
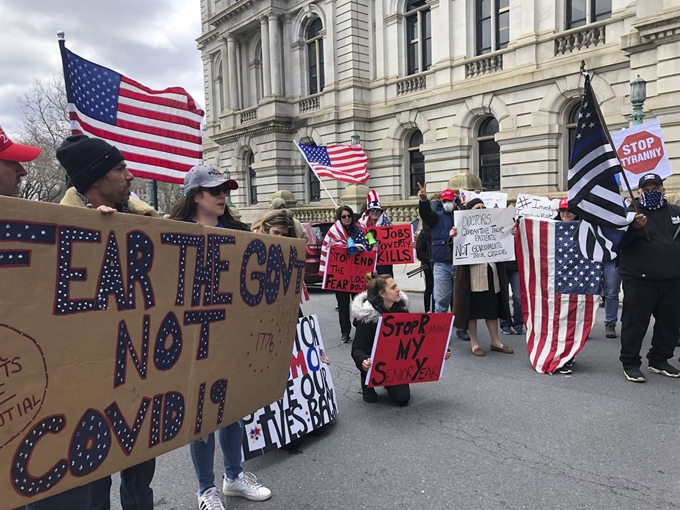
[0,0,204,137]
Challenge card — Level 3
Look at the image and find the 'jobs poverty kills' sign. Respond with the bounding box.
[362,224,415,265]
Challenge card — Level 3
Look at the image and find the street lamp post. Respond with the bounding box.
[351,132,360,146]
[630,75,647,126]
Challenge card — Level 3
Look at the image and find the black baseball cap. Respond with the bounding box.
[638,173,663,189]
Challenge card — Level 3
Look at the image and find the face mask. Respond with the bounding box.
[639,189,665,210]
[443,202,454,213]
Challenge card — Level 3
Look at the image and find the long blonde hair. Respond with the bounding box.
[251,209,297,237]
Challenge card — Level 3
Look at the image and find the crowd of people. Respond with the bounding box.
[1,128,679,510]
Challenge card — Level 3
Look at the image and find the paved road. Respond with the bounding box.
[113,288,680,510]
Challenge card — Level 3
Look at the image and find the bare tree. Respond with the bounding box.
[15,77,70,202]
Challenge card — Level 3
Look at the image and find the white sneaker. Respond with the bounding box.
[223,471,272,501]
[198,487,226,510]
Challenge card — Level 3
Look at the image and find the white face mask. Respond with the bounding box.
[443,202,454,213]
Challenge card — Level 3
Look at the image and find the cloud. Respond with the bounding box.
[0,0,204,137]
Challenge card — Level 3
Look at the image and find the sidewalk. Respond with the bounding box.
[393,263,425,293]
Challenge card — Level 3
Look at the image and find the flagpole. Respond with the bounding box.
[294,140,338,208]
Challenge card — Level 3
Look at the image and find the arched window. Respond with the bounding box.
[405,0,431,75]
[213,54,223,117]
[478,117,501,191]
[567,102,581,165]
[306,19,325,95]
[304,140,321,202]
[408,130,424,196]
[255,40,264,103]
[566,0,611,29]
[476,0,509,55]
[247,152,257,205]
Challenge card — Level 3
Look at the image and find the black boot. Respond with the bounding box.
[361,373,378,403]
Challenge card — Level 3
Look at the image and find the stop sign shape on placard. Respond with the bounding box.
[617,131,664,175]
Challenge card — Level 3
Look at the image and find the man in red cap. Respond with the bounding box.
[0,126,41,197]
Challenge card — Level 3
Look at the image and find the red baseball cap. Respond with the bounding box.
[558,197,569,210]
[441,189,456,202]
[0,126,41,162]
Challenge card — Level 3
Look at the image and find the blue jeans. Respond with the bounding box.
[500,269,523,329]
[189,420,244,496]
[22,485,91,510]
[602,260,621,325]
[89,459,155,510]
[432,262,455,313]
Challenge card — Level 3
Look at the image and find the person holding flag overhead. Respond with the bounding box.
[357,190,394,277]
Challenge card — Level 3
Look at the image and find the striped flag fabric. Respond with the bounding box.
[296,142,369,184]
[59,42,204,184]
[319,220,348,275]
[567,74,634,261]
[516,217,602,374]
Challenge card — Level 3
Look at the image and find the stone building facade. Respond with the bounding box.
[197,0,680,222]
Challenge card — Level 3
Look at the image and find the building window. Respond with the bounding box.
[476,0,509,55]
[567,102,581,164]
[247,152,257,205]
[306,19,325,95]
[213,54,223,117]
[405,0,431,76]
[304,140,321,202]
[255,41,264,103]
[566,0,611,29]
[408,130,424,197]
[478,117,501,191]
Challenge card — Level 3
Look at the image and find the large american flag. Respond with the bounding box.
[59,43,204,184]
[516,217,602,374]
[296,142,369,184]
[319,220,349,275]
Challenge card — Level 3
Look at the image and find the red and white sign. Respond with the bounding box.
[611,119,672,188]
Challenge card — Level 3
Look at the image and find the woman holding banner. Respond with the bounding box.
[450,199,514,357]
[320,206,371,344]
[169,165,272,510]
[357,190,394,277]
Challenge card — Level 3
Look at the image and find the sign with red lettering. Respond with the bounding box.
[366,313,453,388]
[322,246,377,293]
[611,119,672,188]
[363,224,415,265]
[0,196,305,507]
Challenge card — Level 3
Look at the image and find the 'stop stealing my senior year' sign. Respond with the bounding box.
[0,196,305,509]
[452,208,516,265]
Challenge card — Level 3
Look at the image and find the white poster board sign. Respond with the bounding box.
[515,193,560,220]
[453,207,516,265]
[459,189,508,209]
[610,119,672,189]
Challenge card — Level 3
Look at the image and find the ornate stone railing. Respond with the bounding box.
[554,24,606,56]
[396,75,427,96]
[290,206,336,223]
[239,106,258,124]
[298,95,321,113]
[465,54,503,78]
[291,202,420,225]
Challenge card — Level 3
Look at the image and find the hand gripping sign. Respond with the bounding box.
[362,224,415,265]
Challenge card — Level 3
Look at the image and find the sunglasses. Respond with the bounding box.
[202,186,229,197]
[340,215,352,219]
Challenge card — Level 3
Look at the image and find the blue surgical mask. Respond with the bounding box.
[639,189,665,210]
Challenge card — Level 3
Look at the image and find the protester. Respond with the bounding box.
[417,183,470,340]
[499,257,524,336]
[450,198,513,357]
[270,197,308,240]
[253,208,297,237]
[357,190,394,277]
[415,224,434,312]
[351,273,451,404]
[618,173,680,383]
[55,134,158,510]
[319,206,370,343]
[168,165,271,509]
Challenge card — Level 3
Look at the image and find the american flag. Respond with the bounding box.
[296,142,369,184]
[567,74,634,261]
[516,217,602,374]
[319,220,349,274]
[59,42,204,184]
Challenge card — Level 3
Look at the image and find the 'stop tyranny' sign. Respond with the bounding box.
[0,196,305,508]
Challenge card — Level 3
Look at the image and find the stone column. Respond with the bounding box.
[268,14,282,96]
[227,35,239,109]
[260,18,272,97]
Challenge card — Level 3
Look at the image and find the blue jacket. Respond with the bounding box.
[419,200,454,263]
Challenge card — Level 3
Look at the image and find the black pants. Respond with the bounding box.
[360,372,410,406]
[619,279,680,368]
[336,291,356,336]
[423,265,434,312]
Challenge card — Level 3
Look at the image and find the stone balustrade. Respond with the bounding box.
[291,201,421,226]
[465,54,504,78]
[396,75,427,96]
[554,24,606,55]
[298,95,321,113]
[239,106,258,124]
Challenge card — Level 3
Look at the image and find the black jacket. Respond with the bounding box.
[350,291,409,370]
[618,201,680,284]
[416,224,431,264]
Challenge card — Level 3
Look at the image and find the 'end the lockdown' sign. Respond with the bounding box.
[611,119,672,188]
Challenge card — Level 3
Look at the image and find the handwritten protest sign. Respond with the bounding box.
[459,189,508,209]
[366,313,453,388]
[453,207,516,265]
[243,314,337,459]
[363,224,415,265]
[515,193,560,220]
[0,196,305,508]
[322,246,377,292]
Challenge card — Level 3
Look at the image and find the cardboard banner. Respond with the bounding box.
[515,193,560,220]
[242,314,337,460]
[363,224,415,265]
[610,119,672,188]
[0,196,305,508]
[459,189,508,209]
[322,246,377,293]
[366,313,453,388]
[453,207,516,265]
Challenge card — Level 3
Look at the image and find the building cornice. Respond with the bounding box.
[207,0,256,27]
[196,27,220,49]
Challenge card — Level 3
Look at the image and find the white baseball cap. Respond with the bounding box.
[184,165,238,193]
